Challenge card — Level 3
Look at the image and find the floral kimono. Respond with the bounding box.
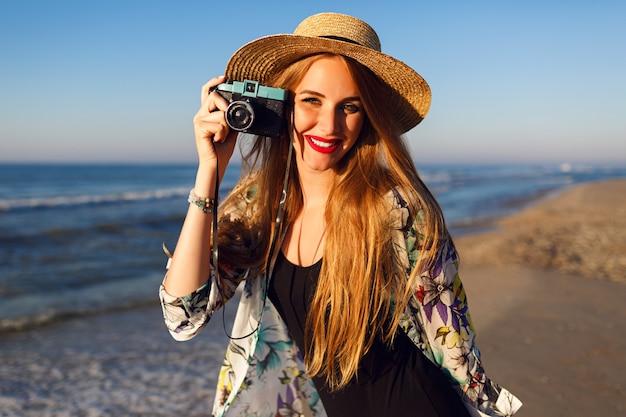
[159,190,522,417]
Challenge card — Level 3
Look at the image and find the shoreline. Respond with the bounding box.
[455,178,626,283]
[1,178,625,416]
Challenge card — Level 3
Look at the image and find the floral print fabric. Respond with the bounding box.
[159,190,522,417]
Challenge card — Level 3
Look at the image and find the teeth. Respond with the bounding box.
[310,137,336,148]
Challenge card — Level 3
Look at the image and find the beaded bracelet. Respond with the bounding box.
[188,189,215,214]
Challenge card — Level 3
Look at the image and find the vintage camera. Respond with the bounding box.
[214,80,288,138]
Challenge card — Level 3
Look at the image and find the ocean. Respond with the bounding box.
[0,161,624,416]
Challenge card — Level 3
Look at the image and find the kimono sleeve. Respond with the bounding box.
[411,239,522,416]
[159,186,257,342]
[159,258,248,341]
[389,192,522,416]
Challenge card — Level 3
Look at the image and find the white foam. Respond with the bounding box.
[0,187,189,211]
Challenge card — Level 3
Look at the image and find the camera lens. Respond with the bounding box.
[226,101,255,131]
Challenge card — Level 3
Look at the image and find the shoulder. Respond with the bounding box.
[384,188,427,238]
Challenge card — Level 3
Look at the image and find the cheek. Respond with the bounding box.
[292,107,316,133]
[348,115,365,140]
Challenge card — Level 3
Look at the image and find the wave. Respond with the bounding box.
[0,187,189,211]
[0,273,163,334]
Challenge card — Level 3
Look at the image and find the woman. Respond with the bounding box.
[160,12,521,417]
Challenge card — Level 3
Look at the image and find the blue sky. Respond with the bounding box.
[1,0,624,164]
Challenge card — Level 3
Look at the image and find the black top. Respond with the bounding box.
[268,252,471,417]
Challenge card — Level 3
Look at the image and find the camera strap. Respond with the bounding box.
[212,135,294,341]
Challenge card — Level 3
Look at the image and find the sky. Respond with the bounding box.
[1,0,625,165]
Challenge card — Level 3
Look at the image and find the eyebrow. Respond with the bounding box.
[297,90,362,101]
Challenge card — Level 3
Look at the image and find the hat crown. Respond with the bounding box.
[293,13,381,52]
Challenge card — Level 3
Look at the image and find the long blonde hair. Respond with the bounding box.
[218,54,446,390]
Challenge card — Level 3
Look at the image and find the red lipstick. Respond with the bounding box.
[306,135,340,154]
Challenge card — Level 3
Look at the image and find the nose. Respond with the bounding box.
[317,105,341,135]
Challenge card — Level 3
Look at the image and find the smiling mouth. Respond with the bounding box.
[306,135,340,154]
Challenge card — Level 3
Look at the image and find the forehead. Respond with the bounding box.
[295,56,360,96]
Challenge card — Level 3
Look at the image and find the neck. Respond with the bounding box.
[280,161,332,267]
[296,165,334,206]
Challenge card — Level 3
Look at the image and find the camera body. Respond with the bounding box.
[214,80,288,138]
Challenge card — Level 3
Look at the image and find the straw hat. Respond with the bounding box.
[225,12,431,133]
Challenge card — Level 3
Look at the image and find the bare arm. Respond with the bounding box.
[163,76,238,297]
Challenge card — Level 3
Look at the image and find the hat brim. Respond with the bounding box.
[225,35,431,133]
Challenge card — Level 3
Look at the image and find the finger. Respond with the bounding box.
[194,110,230,142]
[212,118,233,143]
[207,89,231,115]
[203,86,231,116]
[200,75,226,104]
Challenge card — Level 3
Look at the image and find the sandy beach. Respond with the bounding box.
[456,179,626,416]
[1,178,624,416]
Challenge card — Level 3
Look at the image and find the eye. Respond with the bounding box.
[341,103,362,114]
[301,96,321,105]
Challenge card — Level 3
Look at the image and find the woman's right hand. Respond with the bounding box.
[193,76,239,175]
